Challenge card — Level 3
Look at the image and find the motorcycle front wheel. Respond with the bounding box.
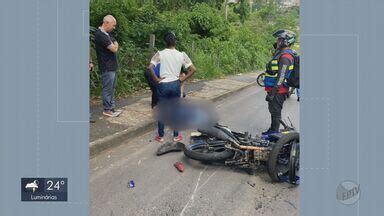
[256,73,265,87]
[267,132,300,183]
[184,139,235,162]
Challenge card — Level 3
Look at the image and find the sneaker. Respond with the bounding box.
[173,134,183,142]
[155,135,164,143]
[112,108,122,113]
[111,108,122,116]
[102,110,119,117]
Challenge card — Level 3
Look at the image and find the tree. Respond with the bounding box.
[234,0,250,23]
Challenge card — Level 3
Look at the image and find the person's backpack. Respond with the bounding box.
[284,50,300,88]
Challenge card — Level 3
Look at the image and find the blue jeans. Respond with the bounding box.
[157,80,181,137]
[296,88,300,97]
[102,71,117,111]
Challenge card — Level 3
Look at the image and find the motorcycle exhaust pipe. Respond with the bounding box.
[229,139,268,152]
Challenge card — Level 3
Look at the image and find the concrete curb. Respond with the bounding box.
[90,81,256,157]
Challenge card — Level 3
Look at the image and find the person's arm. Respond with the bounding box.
[275,57,291,87]
[89,51,94,71]
[147,63,163,84]
[179,65,196,82]
[147,52,163,84]
[89,61,94,71]
[179,52,195,82]
[266,55,291,101]
[96,32,118,53]
[107,41,119,53]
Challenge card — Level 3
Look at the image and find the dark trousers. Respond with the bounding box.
[102,71,117,111]
[268,93,286,132]
[157,80,181,137]
[144,70,158,108]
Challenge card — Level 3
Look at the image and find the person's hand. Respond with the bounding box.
[156,77,165,84]
[179,73,187,82]
[266,92,275,102]
[266,86,278,102]
[89,62,94,72]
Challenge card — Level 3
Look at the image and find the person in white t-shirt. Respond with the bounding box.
[147,32,196,142]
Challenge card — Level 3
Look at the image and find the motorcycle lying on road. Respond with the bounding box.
[184,120,300,185]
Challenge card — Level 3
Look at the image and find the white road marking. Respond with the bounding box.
[196,167,221,193]
[180,166,207,216]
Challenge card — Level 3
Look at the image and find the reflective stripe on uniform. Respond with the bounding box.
[270,65,293,71]
[264,73,278,77]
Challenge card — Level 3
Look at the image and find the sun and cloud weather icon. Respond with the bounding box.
[25,180,39,193]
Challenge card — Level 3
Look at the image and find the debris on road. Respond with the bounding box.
[127,180,135,188]
[255,201,263,210]
[247,181,256,188]
[156,142,185,156]
[174,162,185,172]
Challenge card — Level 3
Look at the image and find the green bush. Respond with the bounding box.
[189,3,229,39]
[89,0,299,98]
[192,51,222,80]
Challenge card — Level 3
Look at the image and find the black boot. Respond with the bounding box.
[270,116,281,133]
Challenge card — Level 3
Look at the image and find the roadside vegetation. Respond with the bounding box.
[90,0,299,98]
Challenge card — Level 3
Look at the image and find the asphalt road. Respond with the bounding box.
[90,84,300,216]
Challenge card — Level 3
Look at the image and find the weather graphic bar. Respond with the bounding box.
[21,178,68,202]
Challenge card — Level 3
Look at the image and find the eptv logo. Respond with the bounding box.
[336,180,360,205]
